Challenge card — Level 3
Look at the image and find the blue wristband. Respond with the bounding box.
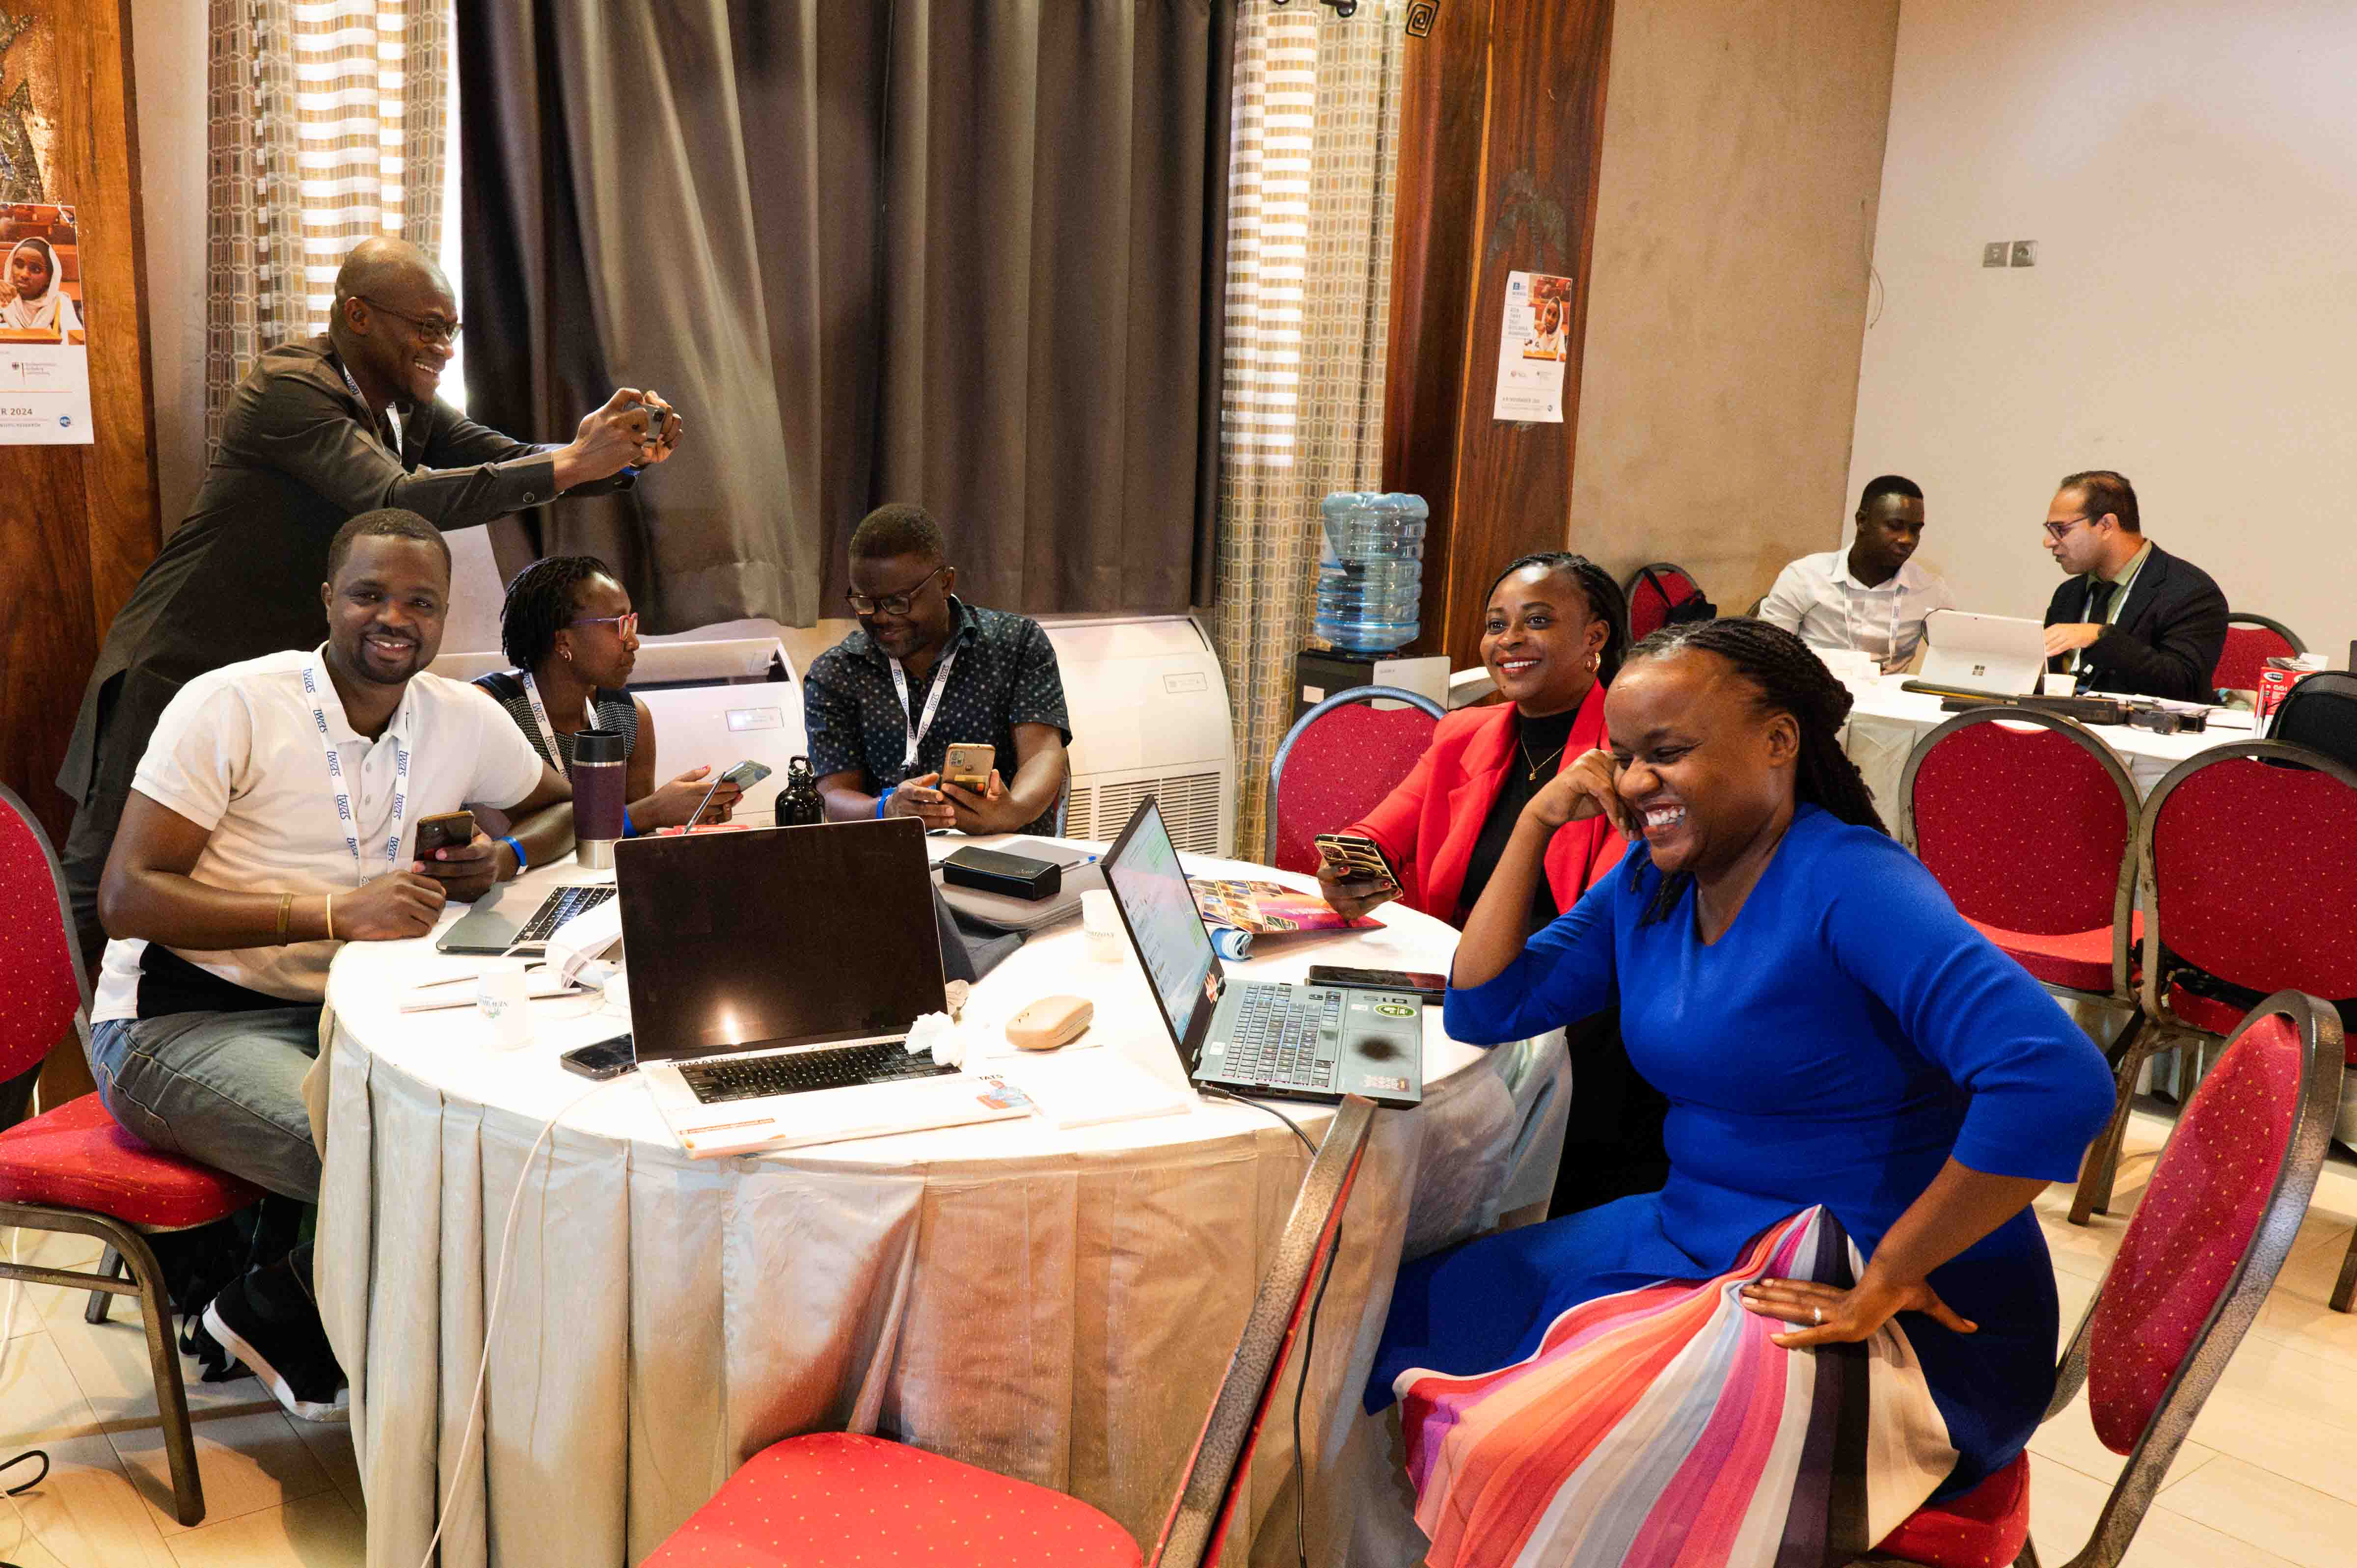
[621,807,637,838]
[875,786,895,819]
[501,835,528,874]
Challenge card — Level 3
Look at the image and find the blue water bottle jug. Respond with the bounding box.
[1314,492,1429,655]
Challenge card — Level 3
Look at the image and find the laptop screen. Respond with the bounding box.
[615,818,945,1061]
[1101,797,1220,1056]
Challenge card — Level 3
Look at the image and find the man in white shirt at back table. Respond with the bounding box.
[87,509,573,1424]
[1759,474,1953,674]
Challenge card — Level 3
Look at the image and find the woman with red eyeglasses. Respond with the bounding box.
[475,556,741,831]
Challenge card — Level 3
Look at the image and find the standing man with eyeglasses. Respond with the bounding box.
[804,504,1072,834]
[2038,469,2227,703]
[56,236,684,973]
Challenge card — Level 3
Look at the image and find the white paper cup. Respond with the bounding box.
[2040,670,2075,697]
[475,961,535,1051]
[1081,889,1125,963]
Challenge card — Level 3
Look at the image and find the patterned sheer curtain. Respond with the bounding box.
[1212,0,1407,857]
[205,0,452,447]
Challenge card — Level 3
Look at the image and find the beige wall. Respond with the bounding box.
[1850,0,2357,666]
[130,0,206,530]
[1570,0,1901,618]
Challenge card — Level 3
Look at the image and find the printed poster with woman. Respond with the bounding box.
[0,202,89,442]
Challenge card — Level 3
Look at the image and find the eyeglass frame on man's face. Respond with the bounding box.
[357,296,462,345]
[845,564,948,618]
[2042,514,2100,543]
[568,612,640,638]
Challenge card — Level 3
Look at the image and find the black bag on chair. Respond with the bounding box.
[2270,670,2357,775]
[1639,567,1716,627]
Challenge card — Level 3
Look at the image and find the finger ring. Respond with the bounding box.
[1812,1306,1823,1325]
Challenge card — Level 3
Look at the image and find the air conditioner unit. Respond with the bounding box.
[1038,615,1237,857]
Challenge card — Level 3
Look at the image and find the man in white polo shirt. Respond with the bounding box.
[87,508,571,1422]
[1759,475,1953,674]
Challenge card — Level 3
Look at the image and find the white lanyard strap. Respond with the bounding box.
[334,354,409,463]
[889,646,959,774]
[304,659,409,885]
[518,671,593,775]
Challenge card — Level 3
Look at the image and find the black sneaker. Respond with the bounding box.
[198,1246,349,1424]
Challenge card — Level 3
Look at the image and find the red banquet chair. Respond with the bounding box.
[1624,562,1708,641]
[1897,708,2145,1221]
[643,1097,1380,1568]
[1264,684,1444,874]
[1867,991,2343,1568]
[0,784,265,1526]
[2210,611,2305,696]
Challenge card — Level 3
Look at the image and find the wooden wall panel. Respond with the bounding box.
[1384,0,1614,674]
[0,0,159,844]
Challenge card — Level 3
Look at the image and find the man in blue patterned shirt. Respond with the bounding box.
[805,505,1073,834]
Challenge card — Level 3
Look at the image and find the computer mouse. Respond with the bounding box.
[1006,995,1094,1051]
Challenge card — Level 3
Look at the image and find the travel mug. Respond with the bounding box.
[570,728,629,868]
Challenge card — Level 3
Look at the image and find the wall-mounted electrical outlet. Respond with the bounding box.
[2010,240,2037,267]
[1982,242,2009,268]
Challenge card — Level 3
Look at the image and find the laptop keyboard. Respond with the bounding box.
[515,884,616,945]
[1220,986,1343,1091]
[679,1040,953,1104]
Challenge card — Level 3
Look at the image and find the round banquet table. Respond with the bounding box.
[1843,671,2259,811]
[313,840,1570,1568]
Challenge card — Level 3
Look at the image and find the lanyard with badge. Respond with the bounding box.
[334,354,411,464]
[303,657,409,884]
[890,647,958,779]
[518,670,593,775]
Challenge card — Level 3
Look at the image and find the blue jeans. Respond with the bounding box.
[87,1008,325,1202]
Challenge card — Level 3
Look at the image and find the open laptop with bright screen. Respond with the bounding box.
[1914,609,2047,696]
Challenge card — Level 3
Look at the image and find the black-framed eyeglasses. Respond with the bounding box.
[358,296,462,344]
[845,565,947,618]
[2042,514,2095,542]
[569,612,640,637]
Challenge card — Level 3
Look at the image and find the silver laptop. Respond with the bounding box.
[620,818,1026,1157]
[1099,797,1423,1109]
[437,881,615,956]
[1915,609,2047,696]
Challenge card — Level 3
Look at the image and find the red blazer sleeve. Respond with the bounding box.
[1346,741,1440,909]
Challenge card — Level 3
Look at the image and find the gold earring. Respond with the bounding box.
[1586,650,1600,672]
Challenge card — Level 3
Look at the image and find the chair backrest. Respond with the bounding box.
[2212,613,2306,695]
[1899,708,2138,949]
[1625,563,1706,642]
[0,784,89,1083]
[2139,742,2357,1008]
[2050,993,2341,1568]
[1265,686,1444,873]
[2269,669,2357,775]
[1149,1097,1376,1568]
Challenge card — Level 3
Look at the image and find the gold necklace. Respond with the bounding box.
[1519,737,1567,782]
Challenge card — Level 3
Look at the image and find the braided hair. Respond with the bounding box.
[1485,552,1630,686]
[499,555,620,671]
[1621,618,1887,924]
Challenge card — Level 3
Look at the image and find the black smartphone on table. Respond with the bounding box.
[1306,965,1447,1003]
[559,1032,637,1080]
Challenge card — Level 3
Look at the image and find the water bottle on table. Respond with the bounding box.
[1315,492,1429,656]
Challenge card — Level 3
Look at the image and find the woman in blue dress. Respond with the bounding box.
[1367,619,2114,1568]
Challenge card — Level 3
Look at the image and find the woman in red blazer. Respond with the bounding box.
[1320,553,1631,933]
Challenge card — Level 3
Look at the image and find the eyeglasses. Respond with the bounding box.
[845,565,947,618]
[569,612,639,638]
[358,297,462,345]
[2042,515,2095,542]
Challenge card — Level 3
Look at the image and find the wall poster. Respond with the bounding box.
[1491,270,1572,424]
[0,14,92,444]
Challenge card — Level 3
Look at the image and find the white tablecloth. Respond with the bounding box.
[314,844,1567,1567]
[1843,674,2257,815]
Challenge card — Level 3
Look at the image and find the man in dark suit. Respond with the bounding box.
[2039,469,2226,703]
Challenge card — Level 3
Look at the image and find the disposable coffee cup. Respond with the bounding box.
[1081,889,1125,963]
[476,960,534,1051]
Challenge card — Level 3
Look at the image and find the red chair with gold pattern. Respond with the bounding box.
[0,784,266,1525]
[1265,685,1444,875]
[2210,611,2304,696]
[1624,562,1708,641]
[1897,708,2146,1221]
[1868,990,2342,1568]
[643,1097,1379,1568]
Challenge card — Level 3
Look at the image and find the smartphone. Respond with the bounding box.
[942,742,995,793]
[688,759,773,824]
[1312,831,1403,896]
[559,1031,637,1080]
[1307,965,1447,1002]
[414,810,475,857]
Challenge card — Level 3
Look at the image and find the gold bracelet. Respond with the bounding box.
[325,893,336,942]
[275,892,293,945]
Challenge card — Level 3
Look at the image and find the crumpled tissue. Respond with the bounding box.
[904,1011,964,1067]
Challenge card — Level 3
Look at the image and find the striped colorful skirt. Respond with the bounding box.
[1390,1207,1959,1568]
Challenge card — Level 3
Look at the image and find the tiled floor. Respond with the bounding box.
[3,1109,2355,1567]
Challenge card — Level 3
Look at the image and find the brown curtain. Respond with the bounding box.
[459,0,1232,631]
